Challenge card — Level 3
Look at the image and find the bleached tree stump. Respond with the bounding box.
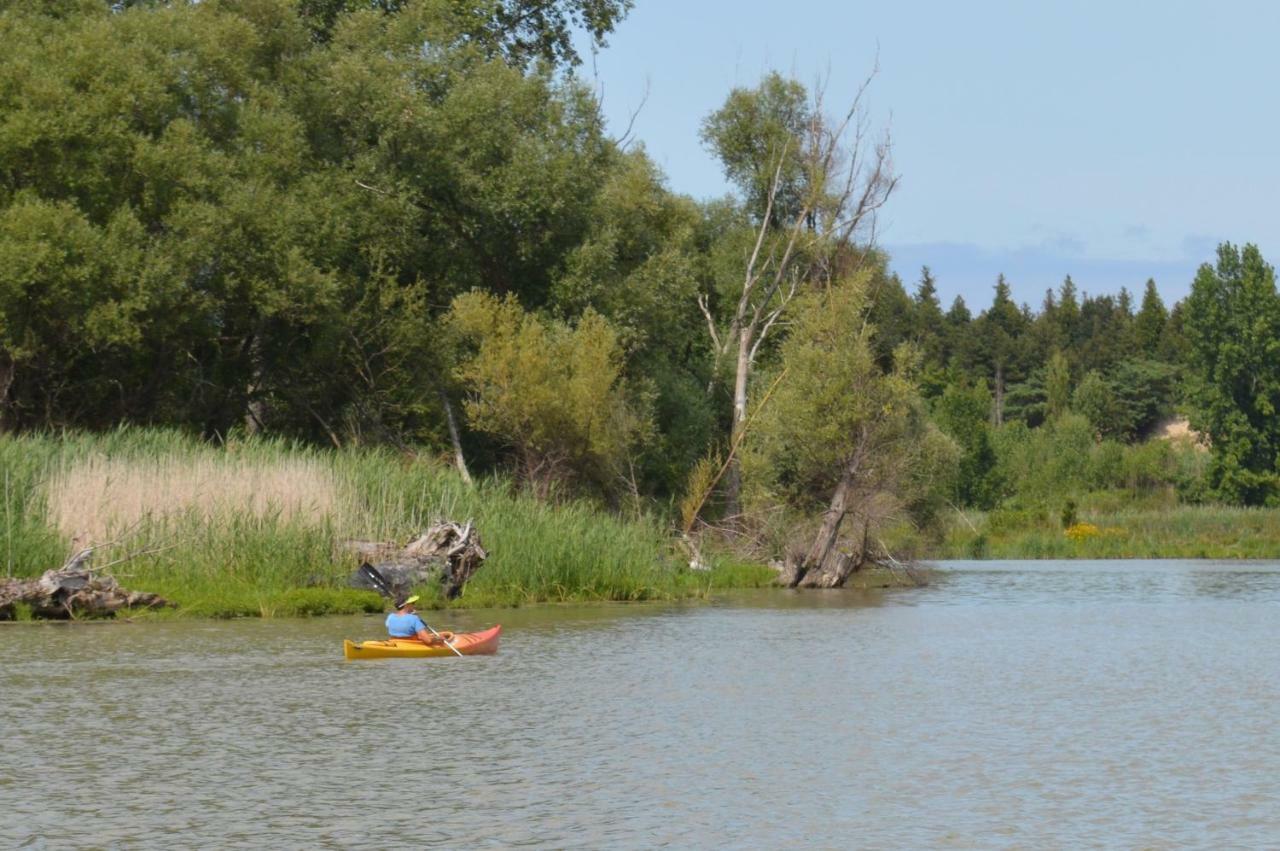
[0,548,169,620]
[346,519,487,600]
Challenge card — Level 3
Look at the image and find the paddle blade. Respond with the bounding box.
[359,562,393,598]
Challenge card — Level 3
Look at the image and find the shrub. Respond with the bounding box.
[1064,522,1100,541]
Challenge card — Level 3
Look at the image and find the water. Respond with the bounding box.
[2,559,1278,849]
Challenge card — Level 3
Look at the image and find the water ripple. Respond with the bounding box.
[2,560,1278,848]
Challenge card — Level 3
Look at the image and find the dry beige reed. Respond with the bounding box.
[47,453,346,544]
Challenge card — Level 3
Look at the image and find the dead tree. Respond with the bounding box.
[699,69,897,524]
[0,547,170,619]
[778,414,925,589]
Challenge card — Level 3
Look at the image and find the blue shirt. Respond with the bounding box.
[386,612,426,638]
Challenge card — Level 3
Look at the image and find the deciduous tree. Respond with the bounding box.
[448,291,649,497]
[1183,243,1280,505]
[697,70,897,521]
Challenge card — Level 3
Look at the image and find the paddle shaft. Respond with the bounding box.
[360,563,463,657]
[425,624,464,657]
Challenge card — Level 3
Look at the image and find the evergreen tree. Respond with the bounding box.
[944,295,980,375]
[1056,274,1081,348]
[975,275,1029,425]
[912,266,946,364]
[867,271,917,370]
[1133,278,1167,355]
[1117,286,1134,317]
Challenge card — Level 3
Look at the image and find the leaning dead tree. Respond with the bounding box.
[778,416,933,589]
[698,67,898,524]
[347,519,487,600]
[0,547,170,619]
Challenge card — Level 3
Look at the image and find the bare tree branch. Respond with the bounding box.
[617,77,651,151]
[697,293,723,354]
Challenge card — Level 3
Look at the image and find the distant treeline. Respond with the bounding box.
[1,0,1278,576]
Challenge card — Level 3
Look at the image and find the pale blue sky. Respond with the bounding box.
[580,0,1280,310]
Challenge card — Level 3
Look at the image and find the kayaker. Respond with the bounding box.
[385,595,445,645]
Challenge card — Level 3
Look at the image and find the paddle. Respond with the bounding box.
[358,562,464,657]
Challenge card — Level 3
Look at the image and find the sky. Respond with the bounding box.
[577,0,1280,311]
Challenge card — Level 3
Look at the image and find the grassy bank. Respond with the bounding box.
[932,501,1280,560]
[1,429,775,618]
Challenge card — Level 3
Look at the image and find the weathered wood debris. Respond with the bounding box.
[776,535,928,589]
[0,548,170,620]
[346,519,487,600]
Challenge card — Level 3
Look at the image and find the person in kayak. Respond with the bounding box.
[385,595,447,645]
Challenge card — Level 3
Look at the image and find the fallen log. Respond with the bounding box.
[0,548,170,620]
[346,519,487,600]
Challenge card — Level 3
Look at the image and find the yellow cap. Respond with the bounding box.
[398,594,420,608]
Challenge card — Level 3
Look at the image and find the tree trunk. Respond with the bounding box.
[243,334,267,435]
[780,443,863,588]
[438,388,473,485]
[993,361,1005,427]
[723,330,753,522]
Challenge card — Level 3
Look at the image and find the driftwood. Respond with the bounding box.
[777,529,928,589]
[0,548,170,620]
[346,519,487,600]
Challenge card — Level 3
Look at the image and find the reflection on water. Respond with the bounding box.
[2,560,1278,848]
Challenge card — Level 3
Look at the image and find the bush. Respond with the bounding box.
[987,506,1049,533]
[1060,499,1077,529]
[1087,441,1126,490]
[993,415,1095,502]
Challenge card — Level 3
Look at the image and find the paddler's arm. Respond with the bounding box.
[410,614,442,645]
[412,627,442,645]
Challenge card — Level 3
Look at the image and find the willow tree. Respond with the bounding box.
[447,291,649,498]
[695,71,898,523]
[743,274,955,587]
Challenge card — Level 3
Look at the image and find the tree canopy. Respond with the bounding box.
[0,0,1275,581]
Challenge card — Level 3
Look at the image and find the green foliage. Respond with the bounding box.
[300,0,633,67]
[1133,278,1168,355]
[911,266,947,368]
[1109,358,1179,440]
[743,275,957,542]
[993,415,1095,502]
[0,0,619,448]
[975,275,1031,423]
[1183,242,1280,505]
[700,72,811,222]
[549,149,715,492]
[937,504,1280,560]
[1004,370,1047,427]
[2,0,1277,563]
[448,291,649,496]
[867,272,917,370]
[0,428,696,611]
[932,379,1000,509]
[1073,370,1118,437]
[1044,351,1071,421]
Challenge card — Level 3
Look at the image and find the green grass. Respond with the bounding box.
[934,501,1280,560]
[1,427,738,617]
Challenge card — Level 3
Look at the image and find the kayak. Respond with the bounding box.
[343,624,501,659]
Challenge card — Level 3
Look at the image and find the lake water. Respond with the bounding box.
[2,559,1278,848]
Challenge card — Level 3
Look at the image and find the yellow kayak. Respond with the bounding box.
[343,625,501,659]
